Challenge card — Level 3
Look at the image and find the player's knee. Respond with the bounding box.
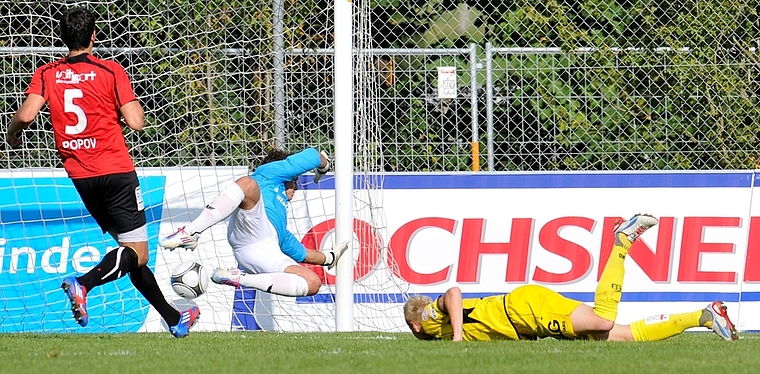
[119,226,149,266]
[235,177,261,208]
[304,273,322,296]
[306,280,321,296]
[122,242,149,266]
[136,254,149,267]
[572,304,616,334]
[591,318,615,333]
[236,176,258,196]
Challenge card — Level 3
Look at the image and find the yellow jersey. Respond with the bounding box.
[419,285,584,341]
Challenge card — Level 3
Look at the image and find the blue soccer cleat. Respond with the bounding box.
[170,306,200,338]
[61,276,88,327]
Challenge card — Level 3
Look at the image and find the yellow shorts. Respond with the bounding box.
[506,284,583,339]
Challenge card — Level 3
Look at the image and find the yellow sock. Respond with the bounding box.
[593,234,629,321]
[630,310,703,341]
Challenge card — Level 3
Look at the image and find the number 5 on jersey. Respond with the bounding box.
[64,88,87,135]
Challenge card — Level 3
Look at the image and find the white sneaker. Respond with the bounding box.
[614,214,658,244]
[159,227,199,251]
[706,301,739,341]
[326,240,349,270]
[211,268,242,288]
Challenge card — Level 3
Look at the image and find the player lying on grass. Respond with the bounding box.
[404,214,739,342]
[160,147,348,297]
[6,6,198,338]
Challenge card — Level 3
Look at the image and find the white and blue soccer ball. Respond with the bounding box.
[170,261,209,299]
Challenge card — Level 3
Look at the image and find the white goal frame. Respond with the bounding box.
[333,0,354,331]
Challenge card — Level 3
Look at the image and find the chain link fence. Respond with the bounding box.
[2,1,759,171]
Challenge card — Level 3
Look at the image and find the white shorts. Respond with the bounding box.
[227,198,296,274]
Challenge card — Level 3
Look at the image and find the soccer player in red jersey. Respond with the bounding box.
[5,6,199,338]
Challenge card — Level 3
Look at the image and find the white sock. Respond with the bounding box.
[238,273,309,297]
[321,251,335,266]
[185,183,245,235]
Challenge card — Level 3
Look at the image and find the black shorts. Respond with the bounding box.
[71,171,147,235]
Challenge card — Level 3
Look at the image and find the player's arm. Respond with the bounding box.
[6,94,46,148]
[112,61,143,131]
[438,286,464,341]
[260,148,323,182]
[120,100,145,131]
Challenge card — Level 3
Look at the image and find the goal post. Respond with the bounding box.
[1,1,413,334]
[333,0,354,332]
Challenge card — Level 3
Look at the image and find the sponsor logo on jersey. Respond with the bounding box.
[547,319,568,335]
[421,304,437,322]
[272,185,288,207]
[55,69,97,84]
[421,307,429,321]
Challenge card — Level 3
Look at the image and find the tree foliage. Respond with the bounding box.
[2,0,759,171]
[375,0,760,170]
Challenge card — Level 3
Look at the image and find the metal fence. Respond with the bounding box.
[2,1,759,172]
[285,46,481,172]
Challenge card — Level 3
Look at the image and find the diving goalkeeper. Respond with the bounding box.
[160,147,348,297]
[404,214,739,342]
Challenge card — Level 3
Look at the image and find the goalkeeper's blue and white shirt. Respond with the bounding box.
[250,148,321,263]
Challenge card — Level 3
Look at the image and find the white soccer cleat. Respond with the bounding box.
[211,268,242,288]
[325,240,350,271]
[159,227,199,251]
[613,214,658,244]
[706,301,739,341]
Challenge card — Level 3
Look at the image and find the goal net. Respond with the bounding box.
[0,0,411,333]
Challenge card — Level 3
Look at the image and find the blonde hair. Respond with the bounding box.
[403,295,433,326]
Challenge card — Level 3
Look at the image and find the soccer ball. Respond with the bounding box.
[170,261,209,299]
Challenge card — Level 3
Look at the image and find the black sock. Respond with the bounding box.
[129,266,181,327]
[76,246,138,290]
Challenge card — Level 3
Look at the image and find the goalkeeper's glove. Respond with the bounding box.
[314,150,331,183]
[326,240,350,270]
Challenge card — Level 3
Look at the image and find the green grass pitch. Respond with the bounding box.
[3,332,760,374]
